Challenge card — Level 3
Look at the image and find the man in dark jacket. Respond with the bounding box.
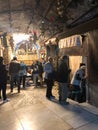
[9,57,20,93]
[57,55,71,105]
[0,57,9,103]
[44,57,55,100]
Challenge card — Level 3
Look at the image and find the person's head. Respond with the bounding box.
[48,56,53,63]
[36,60,39,64]
[80,65,86,71]
[13,56,17,61]
[62,55,68,60]
[62,55,68,63]
[80,63,85,68]
[20,61,24,64]
[0,56,3,64]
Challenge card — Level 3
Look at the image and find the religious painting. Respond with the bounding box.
[15,40,39,55]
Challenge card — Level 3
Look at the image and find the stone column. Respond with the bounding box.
[2,34,13,64]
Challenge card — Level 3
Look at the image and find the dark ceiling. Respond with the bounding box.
[0,0,98,43]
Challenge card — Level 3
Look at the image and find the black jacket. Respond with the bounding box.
[0,64,7,85]
[57,61,70,83]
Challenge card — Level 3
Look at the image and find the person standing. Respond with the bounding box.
[70,63,86,102]
[57,55,71,105]
[0,57,9,103]
[38,61,43,86]
[31,60,43,87]
[31,61,40,87]
[44,57,55,100]
[19,61,28,89]
[9,57,20,93]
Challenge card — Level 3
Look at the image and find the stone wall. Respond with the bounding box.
[88,30,98,83]
[87,29,98,107]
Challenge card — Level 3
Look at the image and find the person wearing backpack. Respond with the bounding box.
[57,56,71,105]
[19,61,28,89]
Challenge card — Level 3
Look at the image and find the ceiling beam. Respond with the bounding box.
[69,4,98,27]
[43,0,56,18]
[58,16,98,39]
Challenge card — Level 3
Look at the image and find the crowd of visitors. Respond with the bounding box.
[0,55,87,105]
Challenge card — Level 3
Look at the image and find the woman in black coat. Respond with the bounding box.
[0,57,9,103]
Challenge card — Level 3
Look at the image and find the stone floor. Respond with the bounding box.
[0,83,98,130]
